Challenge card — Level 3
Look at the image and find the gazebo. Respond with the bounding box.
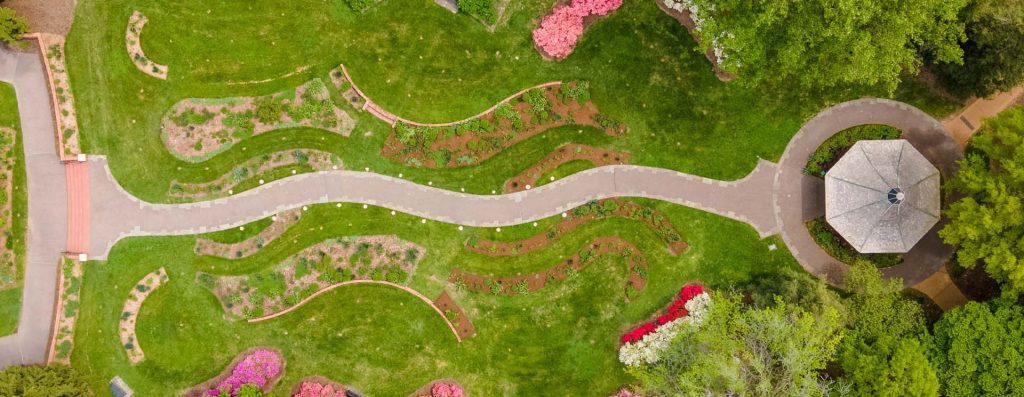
[824,139,940,253]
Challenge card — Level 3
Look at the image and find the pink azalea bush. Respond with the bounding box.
[206,349,283,396]
[610,388,642,397]
[532,0,624,59]
[293,381,345,397]
[414,382,465,397]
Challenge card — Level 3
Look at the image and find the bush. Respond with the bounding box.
[804,124,902,176]
[458,0,496,24]
[532,0,622,59]
[0,7,29,47]
[0,365,91,396]
[254,97,284,124]
[345,0,376,12]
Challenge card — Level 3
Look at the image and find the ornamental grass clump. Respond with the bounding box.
[532,0,624,59]
[206,349,283,396]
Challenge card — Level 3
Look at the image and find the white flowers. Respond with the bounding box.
[618,292,711,367]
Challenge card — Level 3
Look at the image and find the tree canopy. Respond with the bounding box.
[933,0,1024,97]
[0,7,28,47]
[931,297,1024,396]
[940,107,1024,292]
[630,293,844,397]
[837,262,940,397]
[686,0,967,93]
[0,365,92,396]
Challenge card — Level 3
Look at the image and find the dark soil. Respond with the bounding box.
[504,143,630,192]
[433,291,476,340]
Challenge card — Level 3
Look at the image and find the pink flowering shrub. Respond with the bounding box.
[532,0,624,59]
[610,388,642,397]
[206,349,283,396]
[293,381,345,397]
[430,382,465,397]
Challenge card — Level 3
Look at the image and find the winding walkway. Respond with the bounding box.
[0,49,68,367]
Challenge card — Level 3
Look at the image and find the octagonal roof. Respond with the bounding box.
[824,139,940,253]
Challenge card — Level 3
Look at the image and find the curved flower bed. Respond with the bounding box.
[533,0,623,59]
[618,284,711,366]
[293,379,347,397]
[119,267,169,365]
[186,348,284,397]
[125,11,169,79]
[409,380,465,397]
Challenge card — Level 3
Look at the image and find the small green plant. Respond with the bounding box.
[514,280,529,295]
[254,97,284,124]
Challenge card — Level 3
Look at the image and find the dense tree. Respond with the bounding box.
[0,364,92,396]
[0,7,27,47]
[939,107,1024,292]
[745,266,844,316]
[931,297,1024,396]
[837,262,940,397]
[630,293,844,397]
[682,0,967,93]
[932,0,1024,97]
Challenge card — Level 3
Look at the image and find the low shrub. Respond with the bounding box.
[458,0,496,24]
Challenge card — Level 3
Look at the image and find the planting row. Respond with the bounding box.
[125,11,168,79]
[169,149,342,200]
[0,128,17,291]
[194,209,303,259]
[503,143,629,192]
[199,236,424,320]
[119,267,170,365]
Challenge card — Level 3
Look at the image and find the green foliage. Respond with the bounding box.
[170,108,215,127]
[932,0,1024,97]
[458,0,496,24]
[494,103,523,130]
[744,266,843,316]
[940,107,1024,292]
[254,97,284,124]
[805,125,902,176]
[522,89,550,117]
[344,0,377,12]
[0,7,29,47]
[631,293,844,396]
[807,218,903,268]
[560,81,591,104]
[931,297,1024,396]
[0,364,91,396]
[687,0,967,93]
[838,262,939,397]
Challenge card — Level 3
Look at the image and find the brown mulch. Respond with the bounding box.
[5,0,75,36]
[655,1,734,82]
[451,236,648,300]
[466,199,688,257]
[504,143,630,192]
[433,291,476,340]
[381,83,625,168]
[193,208,302,259]
[183,347,285,397]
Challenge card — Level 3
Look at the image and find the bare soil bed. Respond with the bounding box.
[505,143,630,192]
[433,291,476,340]
[451,236,648,301]
[199,236,425,320]
[125,11,169,79]
[119,267,169,365]
[381,82,625,168]
[466,199,688,257]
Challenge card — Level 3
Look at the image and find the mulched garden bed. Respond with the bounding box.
[125,11,168,79]
[504,143,630,192]
[466,199,687,257]
[170,149,342,200]
[194,209,303,259]
[39,36,82,157]
[433,291,476,340]
[381,81,625,168]
[0,128,18,291]
[199,236,425,320]
[161,79,355,162]
[451,236,648,301]
[49,257,82,364]
[120,267,169,365]
[183,347,285,397]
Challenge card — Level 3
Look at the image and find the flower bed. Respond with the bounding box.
[532,0,623,59]
[125,11,168,79]
[451,236,648,300]
[200,236,424,319]
[194,209,302,259]
[381,81,624,168]
[161,79,356,162]
[504,143,629,192]
[37,34,82,157]
[618,284,711,366]
[119,267,169,364]
[433,291,476,340]
[169,150,342,200]
[408,380,466,397]
[657,0,733,81]
[291,377,348,397]
[49,257,83,364]
[185,348,284,397]
[465,199,687,256]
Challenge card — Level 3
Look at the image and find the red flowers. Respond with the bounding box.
[532,0,624,59]
[619,283,705,344]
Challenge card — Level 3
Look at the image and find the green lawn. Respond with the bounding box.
[71,201,798,395]
[0,82,27,337]
[66,0,960,203]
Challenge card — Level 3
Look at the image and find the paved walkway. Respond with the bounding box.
[86,158,780,259]
[773,98,962,286]
[942,86,1024,147]
[0,49,68,367]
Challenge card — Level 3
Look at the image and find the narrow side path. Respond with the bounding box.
[0,49,68,367]
[942,85,1024,147]
[86,159,779,260]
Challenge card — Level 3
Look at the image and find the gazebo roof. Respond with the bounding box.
[824,139,940,253]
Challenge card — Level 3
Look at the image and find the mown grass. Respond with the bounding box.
[0,82,26,337]
[66,0,960,202]
[71,200,798,395]
[537,159,594,187]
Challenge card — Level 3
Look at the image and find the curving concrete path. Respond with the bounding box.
[87,158,779,259]
[0,48,68,367]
